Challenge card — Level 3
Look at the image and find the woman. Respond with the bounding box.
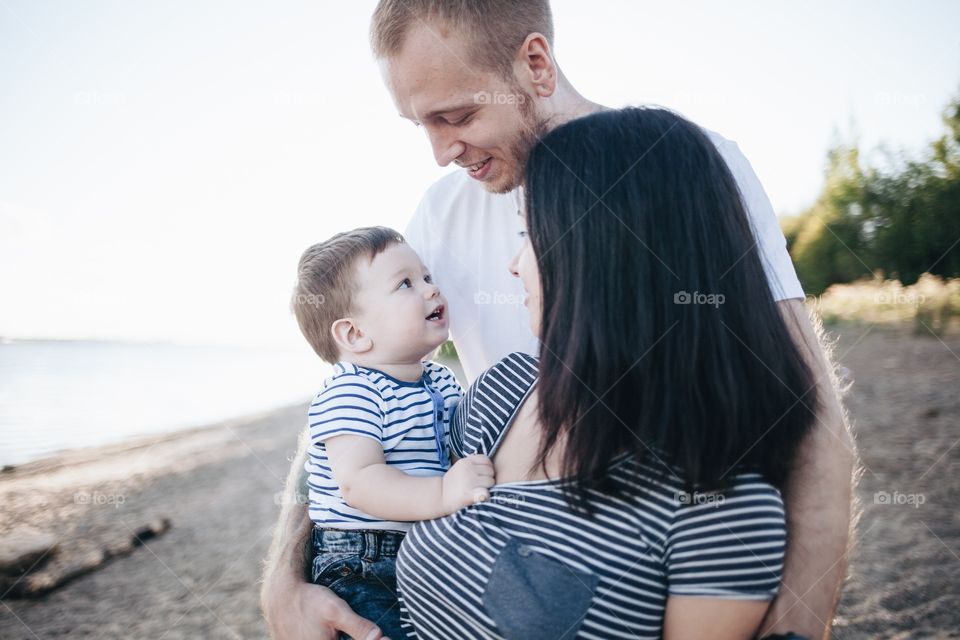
[395,107,817,639]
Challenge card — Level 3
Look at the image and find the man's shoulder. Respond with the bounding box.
[419,171,490,212]
[406,172,472,245]
[406,171,517,262]
[424,168,473,198]
[697,124,737,154]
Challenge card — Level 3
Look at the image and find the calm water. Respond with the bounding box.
[0,341,331,467]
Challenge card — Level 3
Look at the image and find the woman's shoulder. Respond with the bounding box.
[472,351,539,393]
[662,472,786,600]
[618,458,783,510]
[671,473,784,518]
[611,461,785,535]
[452,352,538,458]
[607,461,786,598]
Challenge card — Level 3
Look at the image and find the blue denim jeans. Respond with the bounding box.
[311,527,406,640]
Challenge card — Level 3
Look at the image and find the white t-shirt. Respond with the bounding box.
[404,128,803,384]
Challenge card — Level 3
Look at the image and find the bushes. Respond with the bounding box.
[784,92,960,295]
[808,273,960,335]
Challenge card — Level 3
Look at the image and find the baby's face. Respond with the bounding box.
[350,242,449,362]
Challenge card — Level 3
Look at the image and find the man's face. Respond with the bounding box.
[381,23,546,194]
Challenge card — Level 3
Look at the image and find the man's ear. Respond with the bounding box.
[331,318,373,355]
[516,32,557,98]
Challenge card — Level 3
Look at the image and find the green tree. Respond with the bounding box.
[786,89,960,292]
[865,95,960,283]
[790,145,873,294]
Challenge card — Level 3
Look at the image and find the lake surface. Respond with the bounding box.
[0,340,331,466]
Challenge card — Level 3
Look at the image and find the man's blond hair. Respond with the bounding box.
[370,0,554,78]
[291,226,403,363]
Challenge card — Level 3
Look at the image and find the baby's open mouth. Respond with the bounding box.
[426,305,445,321]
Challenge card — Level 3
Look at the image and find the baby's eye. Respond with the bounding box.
[398,278,412,289]
[424,274,433,284]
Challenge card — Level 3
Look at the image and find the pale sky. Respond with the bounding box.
[1,0,958,346]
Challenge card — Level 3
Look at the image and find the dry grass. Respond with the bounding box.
[807,273,960,335]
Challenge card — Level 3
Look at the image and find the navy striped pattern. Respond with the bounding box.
[305,360,462,532]
[397,352,786,638]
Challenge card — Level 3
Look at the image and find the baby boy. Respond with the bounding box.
[291,226,494,638]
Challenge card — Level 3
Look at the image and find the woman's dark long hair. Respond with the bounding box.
[525,107,817,507]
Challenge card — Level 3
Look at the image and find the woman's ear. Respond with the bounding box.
[331,318,373,355]
[516,32,557,98]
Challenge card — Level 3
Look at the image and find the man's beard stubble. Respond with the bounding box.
[494,85,549,195]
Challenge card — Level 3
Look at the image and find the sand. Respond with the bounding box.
[0,404,304,638]
[829,326,959,639]
[0,327,957,639]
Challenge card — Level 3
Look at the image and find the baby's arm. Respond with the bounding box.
[325,435,494,521]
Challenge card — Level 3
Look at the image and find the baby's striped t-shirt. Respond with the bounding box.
[304,360,462,532]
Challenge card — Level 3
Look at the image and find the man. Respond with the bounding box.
[261,2,857,638]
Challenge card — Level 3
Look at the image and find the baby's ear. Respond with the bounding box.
[331,318,373,355]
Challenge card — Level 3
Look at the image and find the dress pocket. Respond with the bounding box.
[482,538,598,639]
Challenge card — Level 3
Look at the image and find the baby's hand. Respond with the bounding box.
[440,454,495,514]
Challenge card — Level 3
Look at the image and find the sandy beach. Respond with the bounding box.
[1,327,958,639]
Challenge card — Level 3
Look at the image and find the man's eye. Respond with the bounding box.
[398,278,412,289]
[449,113,473,126]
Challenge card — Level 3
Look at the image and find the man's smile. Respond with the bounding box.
[462,157,492,179]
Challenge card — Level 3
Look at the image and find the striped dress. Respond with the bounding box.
[396,352,786,639]
[304,360,462,533]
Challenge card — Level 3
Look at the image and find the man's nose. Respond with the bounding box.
[427,128,466,167]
